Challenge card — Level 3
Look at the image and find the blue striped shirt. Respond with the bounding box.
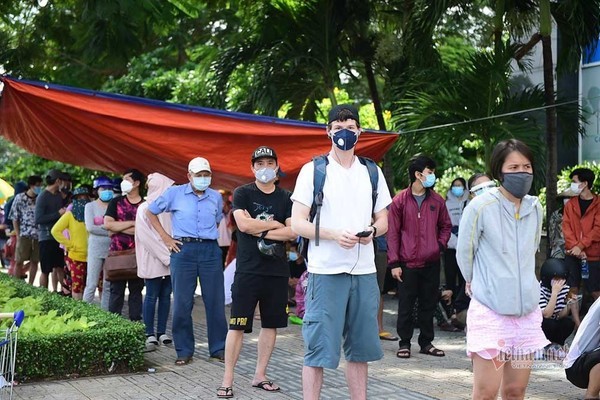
[148,183,223,240]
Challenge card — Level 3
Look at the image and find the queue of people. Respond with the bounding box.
[1,103,599,400]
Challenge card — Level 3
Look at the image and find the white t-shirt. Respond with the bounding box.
[291,155,392,275]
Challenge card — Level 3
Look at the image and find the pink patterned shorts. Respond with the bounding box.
[466,297,549,360]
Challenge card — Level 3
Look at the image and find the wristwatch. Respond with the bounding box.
[369,225,377,237]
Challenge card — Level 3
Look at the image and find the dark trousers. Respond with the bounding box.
[542,317,575,346]
[109,277,145,321]
[219,246,229,268]
[396,261,440,349]
[444,249,464,302]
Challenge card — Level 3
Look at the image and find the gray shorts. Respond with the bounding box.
[15,236,39,264]
[302,273,383,369]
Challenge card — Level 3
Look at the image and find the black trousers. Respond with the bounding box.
[109,277,145,321]
[444,249,464,302]
[542,317,575,346]
[396,261,440,349]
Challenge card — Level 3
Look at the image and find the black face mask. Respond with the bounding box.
[501,172,533,199]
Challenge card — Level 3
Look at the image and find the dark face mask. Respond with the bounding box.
[330,129,358,151]
[501,172,533,199]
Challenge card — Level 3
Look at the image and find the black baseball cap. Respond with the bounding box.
[251,146,277,162]
[46,169,69,181]
[328,104,360,125]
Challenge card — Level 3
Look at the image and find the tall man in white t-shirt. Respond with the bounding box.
[291,104,392,400]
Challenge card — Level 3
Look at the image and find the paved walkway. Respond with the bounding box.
[11,295,584,400]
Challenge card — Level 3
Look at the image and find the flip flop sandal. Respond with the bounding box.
[379,331,399,341]
[396,346,411,358]
[217,386,233,398]
[420,344,445,357]
[252,380,280,392]
[174,357,193,366]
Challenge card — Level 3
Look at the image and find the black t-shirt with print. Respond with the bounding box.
[233,183,292,277]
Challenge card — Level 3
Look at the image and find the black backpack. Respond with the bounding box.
[299,154,379,258]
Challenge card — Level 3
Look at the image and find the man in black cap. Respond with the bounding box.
[291,104,392,399]
[218,146,296,398]
[35,169,69,291]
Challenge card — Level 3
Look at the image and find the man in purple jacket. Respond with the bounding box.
[387,155,452,359]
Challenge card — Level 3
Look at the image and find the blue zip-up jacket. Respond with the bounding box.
[456,188,543,316]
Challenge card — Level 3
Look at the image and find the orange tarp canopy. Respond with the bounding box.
[0,76,398,189]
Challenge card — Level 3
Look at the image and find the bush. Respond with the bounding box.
[0,274,145,381]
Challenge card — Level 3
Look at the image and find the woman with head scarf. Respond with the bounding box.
[135,173,175,351]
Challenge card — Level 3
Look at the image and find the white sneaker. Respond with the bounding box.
[145,335,158,352]
[158,334,172,345]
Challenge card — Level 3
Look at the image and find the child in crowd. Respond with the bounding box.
[539,258,576,349]
[289,270,308,325]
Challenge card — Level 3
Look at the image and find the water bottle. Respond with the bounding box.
[581,258,590,280]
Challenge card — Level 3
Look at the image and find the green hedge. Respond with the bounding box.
[0,273,145,381]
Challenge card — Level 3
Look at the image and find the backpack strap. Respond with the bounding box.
[357,156,379,215]
[310,155,329,246]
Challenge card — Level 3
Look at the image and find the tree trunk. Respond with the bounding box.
[493,0,506,54]
[540,0,557,234]
[363,58,395,192]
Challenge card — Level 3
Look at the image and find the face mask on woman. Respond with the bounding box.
[99,190,114,202]
[501,172,533,199]
[451,186,464,197]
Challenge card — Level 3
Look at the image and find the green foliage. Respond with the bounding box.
[0,137,108,186]
[0,274,144,382]
[392,43,548,191]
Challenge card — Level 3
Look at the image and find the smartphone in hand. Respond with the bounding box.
[355,230,372,238]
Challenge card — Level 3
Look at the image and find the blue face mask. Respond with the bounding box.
[331,129,358,151]
[192,176,211,191]
[99,190,114,202]
[288,251,299,262]
[422,173,436,188]
[33,186,42,195]
[451,186,464,197]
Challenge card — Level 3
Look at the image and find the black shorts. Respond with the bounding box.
[229,273,288,333]
[565,347,600,388]
[39,239,65,274]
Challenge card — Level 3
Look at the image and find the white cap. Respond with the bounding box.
[188,157,211,173]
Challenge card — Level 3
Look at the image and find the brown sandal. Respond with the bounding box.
[396,346,411,358]
[217,386,233,398]
[420,344,445,357]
